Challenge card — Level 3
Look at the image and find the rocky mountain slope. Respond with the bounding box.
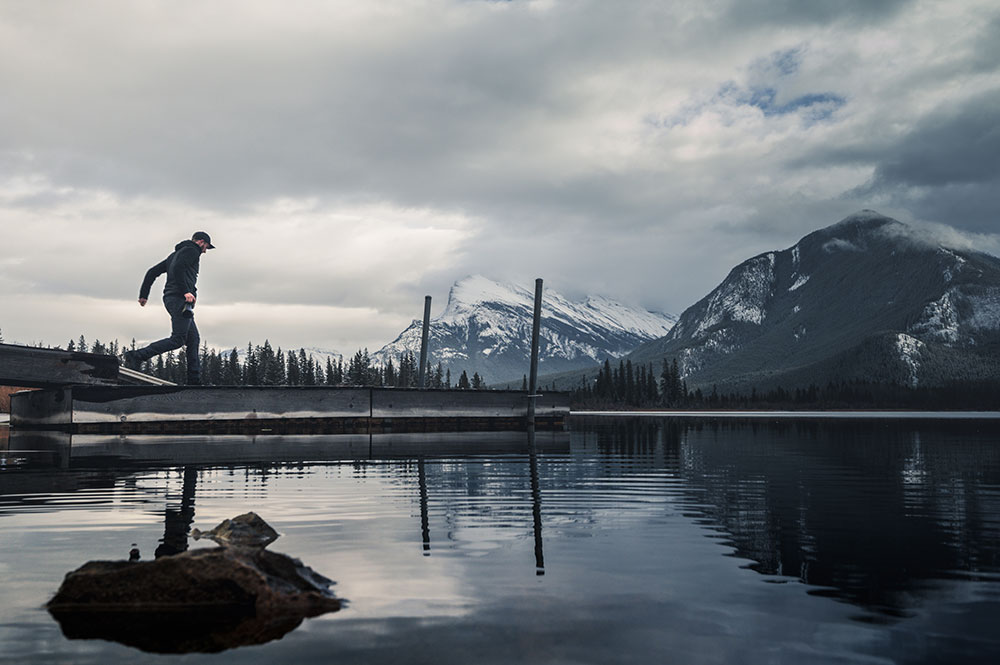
[620,211,1000,391]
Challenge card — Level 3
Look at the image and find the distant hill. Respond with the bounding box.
[373,275,676,384]
[548,211,1000,392]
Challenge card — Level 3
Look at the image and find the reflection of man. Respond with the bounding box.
[155,466,198,558]
[124,232,215,385]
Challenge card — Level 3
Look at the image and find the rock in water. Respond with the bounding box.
[190,511,279,549]
[47,514,340,653]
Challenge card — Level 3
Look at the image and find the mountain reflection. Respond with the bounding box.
[582,416,1000,619]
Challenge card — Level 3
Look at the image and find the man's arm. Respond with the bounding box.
[138,258,169,305]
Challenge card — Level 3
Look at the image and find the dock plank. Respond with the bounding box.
[0,343,120,388]
[10,386,570,434]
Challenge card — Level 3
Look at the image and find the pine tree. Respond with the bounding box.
[347,349,368,385]
[200,341,210,383]
[397,351,417,387]
[275,348,287,384]
[457,370,471,390]
[299,349,316,385]
[244,343,259,385]
[207,348,223,385]
[287,350,301,385]
[225,348,241,385]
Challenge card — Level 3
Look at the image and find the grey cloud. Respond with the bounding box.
[970,14,1000,73]
[1,2,680,214]
[869,90,1000,189]
[3,1,1000,351]
[723,0,915,27]
[838,88,1000,232]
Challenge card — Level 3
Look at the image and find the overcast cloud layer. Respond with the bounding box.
[1,0,998,355]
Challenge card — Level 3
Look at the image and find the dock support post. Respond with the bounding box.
[527,278,543,424]
[417,295,432,388]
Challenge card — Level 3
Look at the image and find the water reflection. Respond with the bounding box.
[3,430,570,468]
[580,416,1000,619]
[49,605,308,654]
[418,458,430,554]
[529,430,545,575]
[155,466,197,558]
[1,417,999,662]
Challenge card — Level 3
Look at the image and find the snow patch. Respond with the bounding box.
[967,288,1000,331]
[910,291,960,343]
[939,248,967,283]
[788,274,810,291]
[694,253,776,335]
[895,333,924,388]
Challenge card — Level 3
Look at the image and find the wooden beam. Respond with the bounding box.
[62,385,372,425]
[10,386,570,434]
[0,343,120,388]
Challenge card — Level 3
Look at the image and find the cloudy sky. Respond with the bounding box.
[1,0,998,355]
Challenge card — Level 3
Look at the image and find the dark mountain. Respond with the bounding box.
[551,211,1000,392]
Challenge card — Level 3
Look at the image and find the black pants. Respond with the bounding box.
[135,295,201,384]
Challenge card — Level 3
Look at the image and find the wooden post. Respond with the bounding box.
[417,296,432,388]
[527,278,543,423]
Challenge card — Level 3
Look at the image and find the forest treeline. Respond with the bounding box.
[63,336,488,389]
[569,357,1000,410]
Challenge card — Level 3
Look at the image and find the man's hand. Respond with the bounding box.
[184,293,196,304]
[138,298,147,307]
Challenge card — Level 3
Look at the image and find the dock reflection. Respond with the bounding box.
[5,430,570,469]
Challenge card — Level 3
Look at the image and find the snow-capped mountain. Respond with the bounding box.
[374,275,676,384]
[622,211,1000,390]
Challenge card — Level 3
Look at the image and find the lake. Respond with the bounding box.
[1,415,999,664]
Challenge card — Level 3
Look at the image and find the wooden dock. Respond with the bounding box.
[9,385,569,434]
[2,342,569,435]
[0,342,170,387]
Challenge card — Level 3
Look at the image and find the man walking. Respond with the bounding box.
[124,232,215,385]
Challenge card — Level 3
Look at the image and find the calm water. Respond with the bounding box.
[1,417,999,664]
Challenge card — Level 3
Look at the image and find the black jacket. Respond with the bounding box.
[139,240,202,300]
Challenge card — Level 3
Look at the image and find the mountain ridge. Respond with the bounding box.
[373,275,676,384]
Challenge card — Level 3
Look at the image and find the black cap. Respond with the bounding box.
[192,231,215,249]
